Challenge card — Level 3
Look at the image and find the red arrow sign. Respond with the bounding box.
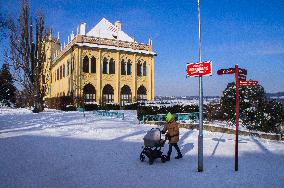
[239,80,258,86]
[238,74,246,81]
[238,68,247,75]
[217,68,247,75]
[217,68,235,75]
[186,61,212,77]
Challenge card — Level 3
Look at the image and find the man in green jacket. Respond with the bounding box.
[162,112,183,161]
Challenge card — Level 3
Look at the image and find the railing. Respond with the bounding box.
[78,35,150,51]
[142,114,166,122]
[77,107,85,112]
[142,112,199,123]
[175,112,199,122]
[52,35,151,63]
[93,110,124,120]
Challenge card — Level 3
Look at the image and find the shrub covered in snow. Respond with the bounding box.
[45,96,74,110]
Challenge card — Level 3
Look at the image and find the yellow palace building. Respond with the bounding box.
[43,18,156,106]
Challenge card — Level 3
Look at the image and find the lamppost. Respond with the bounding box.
[197,0,204,172]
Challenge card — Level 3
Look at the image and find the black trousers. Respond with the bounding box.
[167,143,181,157]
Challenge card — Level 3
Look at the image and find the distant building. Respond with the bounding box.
[43,18,156,106]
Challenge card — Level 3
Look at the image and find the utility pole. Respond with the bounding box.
[197,0,204,172]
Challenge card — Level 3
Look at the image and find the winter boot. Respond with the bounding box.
[166,155,170,161]
[175,154,183,159]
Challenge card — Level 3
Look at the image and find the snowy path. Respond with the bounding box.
[0,109,284,188]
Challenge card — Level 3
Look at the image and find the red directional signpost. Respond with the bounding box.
[217,64,258,171]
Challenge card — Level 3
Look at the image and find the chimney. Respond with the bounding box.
[48,30,52,40]
[71,31,74,40]
[148,38,152,46]
[148,37,152,51]
[115,21,121,31]
[79,22,86,35]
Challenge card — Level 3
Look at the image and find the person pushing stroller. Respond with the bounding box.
[162,112,183,161]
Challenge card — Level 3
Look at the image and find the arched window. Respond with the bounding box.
[143,61,147,76]
[127,59,132,75]
[109,58,115,74]
[137,85,147,102]
[91,56,96,73]
[103,57,108,74]
[63,64,65,77]
[71,59,74,73]
[120,85,132,106]
[60,66,62,79]
[121,59,126,75]
[83,84,96,102]
[137,60,142,76]
[67,61,70,76]
[83,56,89,73]
[102,84,114,104]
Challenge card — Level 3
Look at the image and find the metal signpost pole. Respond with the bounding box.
[197,0,203,172]
[235,64,239,171]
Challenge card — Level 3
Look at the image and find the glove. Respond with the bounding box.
[165,133,171,141]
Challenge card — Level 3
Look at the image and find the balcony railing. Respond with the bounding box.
[77,35,150,51]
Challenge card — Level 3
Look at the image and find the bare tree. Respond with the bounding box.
[7,0,46,112]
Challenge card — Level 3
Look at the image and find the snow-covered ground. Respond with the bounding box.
[0,108,283,188]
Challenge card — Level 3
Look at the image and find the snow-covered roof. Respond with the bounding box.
[75,43,156,55]
[86,18,134,42]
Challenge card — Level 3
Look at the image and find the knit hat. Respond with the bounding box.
[165,112,174,122]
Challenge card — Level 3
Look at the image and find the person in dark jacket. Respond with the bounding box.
[162,112,182,161]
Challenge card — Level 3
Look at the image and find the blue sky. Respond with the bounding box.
[1,0,284,96]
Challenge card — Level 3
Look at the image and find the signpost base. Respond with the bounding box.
[198,134,203,172]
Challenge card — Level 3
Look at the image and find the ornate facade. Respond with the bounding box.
[43,18,156,105]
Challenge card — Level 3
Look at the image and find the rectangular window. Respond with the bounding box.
[103,62,108,74]
[57,69,59,80]
[127,63,132,75]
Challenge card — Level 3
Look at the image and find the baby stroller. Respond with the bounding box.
[140,128,168,165]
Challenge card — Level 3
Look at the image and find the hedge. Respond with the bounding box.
[45,96,74,111]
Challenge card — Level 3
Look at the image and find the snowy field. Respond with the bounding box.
[0,108,284,188]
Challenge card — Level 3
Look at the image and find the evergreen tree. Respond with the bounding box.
[0,64,16,106]
[220,82,283,133]
[220,82,266,123]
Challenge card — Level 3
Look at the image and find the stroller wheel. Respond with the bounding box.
[140,153,145,162]
[161,155,167,163]
[149,158,154,165]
